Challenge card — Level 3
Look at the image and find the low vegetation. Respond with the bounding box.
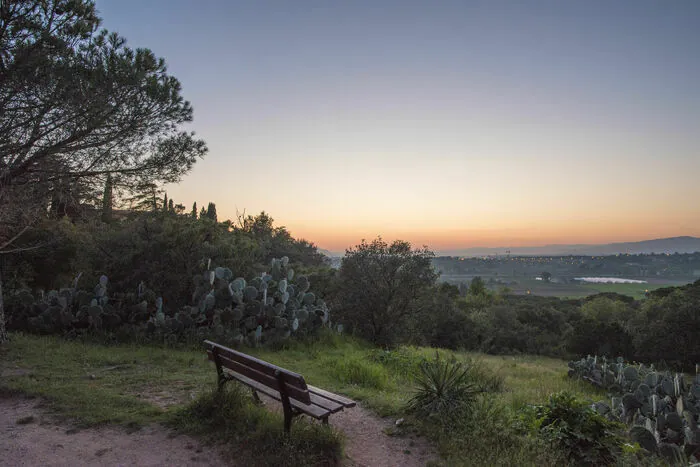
[1,331,608,465]
[169,386,344,467]
[568,355,700,463]
[518,392,625,466]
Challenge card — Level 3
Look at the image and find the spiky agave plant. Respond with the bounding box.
[406,353,480,421]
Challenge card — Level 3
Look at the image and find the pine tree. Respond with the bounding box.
[163,193,168,213]
[101,174,113,223]
[0,268,6,344]
[206,202,218,222]
[199,206,206,218]
[191,202,198,219]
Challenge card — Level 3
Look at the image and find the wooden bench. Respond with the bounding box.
[204,340,356,432]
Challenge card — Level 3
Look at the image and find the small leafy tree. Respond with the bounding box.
[336,237,437,345]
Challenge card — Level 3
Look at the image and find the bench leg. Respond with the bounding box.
[217,373,226,391]
[281,397,293,433]
[251,389,263,405]
[213,350,226,391]
[275,369,294,433]
[322,416,329,425]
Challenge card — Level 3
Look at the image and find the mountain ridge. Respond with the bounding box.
[439,236,700,257]
[318,236,700,258]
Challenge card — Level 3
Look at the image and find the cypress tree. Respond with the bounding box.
[101,174,113,223]
[206,202,218,222]
[191,202,198,219]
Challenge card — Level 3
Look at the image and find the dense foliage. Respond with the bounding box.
[339,274,700,370]
[334,238,437,346]
[1,0,207,190]
[6,203,700,366]
[518,392,625,466]
[2,209,330,345]
[0,0,207,343]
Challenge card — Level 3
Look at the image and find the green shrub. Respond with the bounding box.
[405,353,481,424]
[518,391,624,466]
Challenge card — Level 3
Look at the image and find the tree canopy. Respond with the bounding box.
[0,0,207,192]
[336,237,438,345]
[0,0,207,343]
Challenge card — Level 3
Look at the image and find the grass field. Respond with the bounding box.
[502,277,687,299]
[580,282,668,299]
[0,332,606,465]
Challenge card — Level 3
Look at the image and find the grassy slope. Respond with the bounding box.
[0,333,344,466]
[0,334,208,425]
[1,333,603,465]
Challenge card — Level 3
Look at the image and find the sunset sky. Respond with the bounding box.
[97,1,700,253]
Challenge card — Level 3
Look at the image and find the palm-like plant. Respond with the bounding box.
[406,353,480,421]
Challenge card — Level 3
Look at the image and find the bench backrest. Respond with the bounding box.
[204,340,311,405]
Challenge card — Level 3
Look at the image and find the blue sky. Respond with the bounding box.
[96,1,700,251]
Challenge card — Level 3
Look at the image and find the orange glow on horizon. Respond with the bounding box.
[280,220,700,253]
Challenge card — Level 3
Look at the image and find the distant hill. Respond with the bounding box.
[440,236,700,257]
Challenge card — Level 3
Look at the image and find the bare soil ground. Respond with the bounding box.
[0,396,226,467]
[0,394,437,467]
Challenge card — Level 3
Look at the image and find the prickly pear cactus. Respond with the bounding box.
[569,355,700,459]
[179,257,335,345]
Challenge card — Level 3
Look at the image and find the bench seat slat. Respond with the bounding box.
[227,370,331,419]
[308,384,357,408]
[207,350,311,404]
[308,392,345,414]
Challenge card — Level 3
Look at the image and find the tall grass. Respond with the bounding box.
[324,355,389,389]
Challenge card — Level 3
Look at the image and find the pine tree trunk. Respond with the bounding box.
[0,265,7,344]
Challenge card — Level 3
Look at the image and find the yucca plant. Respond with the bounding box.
[405,353,480,422]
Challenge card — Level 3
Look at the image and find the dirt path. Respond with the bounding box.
[0,396,227,467]
[0,394,437,467]
[256,394,437,467]
[332,404,437,467]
